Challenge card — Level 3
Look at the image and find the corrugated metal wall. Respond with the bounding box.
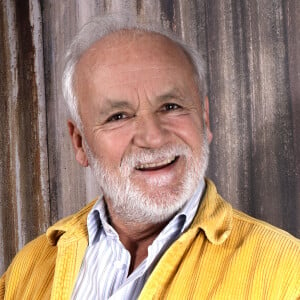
[0,0,299,274]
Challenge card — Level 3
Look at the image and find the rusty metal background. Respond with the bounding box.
[0,0,299,274]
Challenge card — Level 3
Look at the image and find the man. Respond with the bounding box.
[1,15,299,299]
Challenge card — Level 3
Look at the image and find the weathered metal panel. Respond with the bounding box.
[1,0,299,273]
[284,0,300,234]
[205,0,299,235]
[41,0,105,224]
[0,0,50,274]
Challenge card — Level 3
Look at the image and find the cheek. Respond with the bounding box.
[163,114,204,147]
[92,127,134,165]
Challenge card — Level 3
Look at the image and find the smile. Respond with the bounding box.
[135,156,178,171]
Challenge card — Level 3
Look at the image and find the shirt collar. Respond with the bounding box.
[86,179,205,245]
[46,179,233,247]
[179,178,205,233]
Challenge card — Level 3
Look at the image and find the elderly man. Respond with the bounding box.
[1,15,299,299]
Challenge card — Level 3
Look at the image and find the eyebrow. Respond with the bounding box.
[98,99,134,116]
[157,88,185,103]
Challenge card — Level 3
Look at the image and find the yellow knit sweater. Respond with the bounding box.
[1,179,300,299]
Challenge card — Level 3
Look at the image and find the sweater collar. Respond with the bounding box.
[46,200,96,246]
[46,179,232,246]
[190,178,233,244]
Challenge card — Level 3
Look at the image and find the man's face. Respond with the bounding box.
[73,31,212,224]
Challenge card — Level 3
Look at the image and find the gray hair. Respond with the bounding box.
[62,14,207,128]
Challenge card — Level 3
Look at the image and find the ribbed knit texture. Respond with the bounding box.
[1,179,299,299]
[71,179,204,299]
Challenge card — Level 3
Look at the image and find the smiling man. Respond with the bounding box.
[1,15,299,300]
[71,30,211,226]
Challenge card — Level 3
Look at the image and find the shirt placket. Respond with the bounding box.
[106,232,131,298]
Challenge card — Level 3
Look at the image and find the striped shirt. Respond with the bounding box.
[71,179,205,300]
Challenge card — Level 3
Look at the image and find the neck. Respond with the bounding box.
[107,205,170,274]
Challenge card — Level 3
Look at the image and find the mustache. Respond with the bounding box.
[120,144,191,169]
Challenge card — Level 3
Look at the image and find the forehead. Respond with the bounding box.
[73,30,200,109]
[75,30,195,81]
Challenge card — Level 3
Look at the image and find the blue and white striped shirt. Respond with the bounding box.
[72,179,205,300]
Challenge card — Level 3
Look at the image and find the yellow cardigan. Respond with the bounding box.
[1,179,300,299]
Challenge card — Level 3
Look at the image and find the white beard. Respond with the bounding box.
[85,136,209,224]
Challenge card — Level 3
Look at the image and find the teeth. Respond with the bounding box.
[136,157,176,170]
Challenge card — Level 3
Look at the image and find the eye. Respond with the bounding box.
[162,103,182,111]
[106,112,128,123]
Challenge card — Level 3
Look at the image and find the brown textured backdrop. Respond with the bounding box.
[0,0,299,274]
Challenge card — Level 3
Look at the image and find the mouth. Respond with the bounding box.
[135,156,179,171]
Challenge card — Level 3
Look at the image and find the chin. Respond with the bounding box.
[107,178,198,224]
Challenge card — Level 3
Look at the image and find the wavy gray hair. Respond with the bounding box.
[62,14,207,128]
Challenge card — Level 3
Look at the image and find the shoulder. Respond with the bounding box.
[7,199,96,267]
[231,208,300,250]
[204,179,299,252]
[206,188,300,296]
[228,207,300,282]
[9,233,55,265]
[1,199,97,297]
[230,208,300,291]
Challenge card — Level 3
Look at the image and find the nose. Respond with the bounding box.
[133,113,168,149]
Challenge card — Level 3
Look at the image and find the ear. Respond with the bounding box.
[203,96,213,144]
[67,120,89,167]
